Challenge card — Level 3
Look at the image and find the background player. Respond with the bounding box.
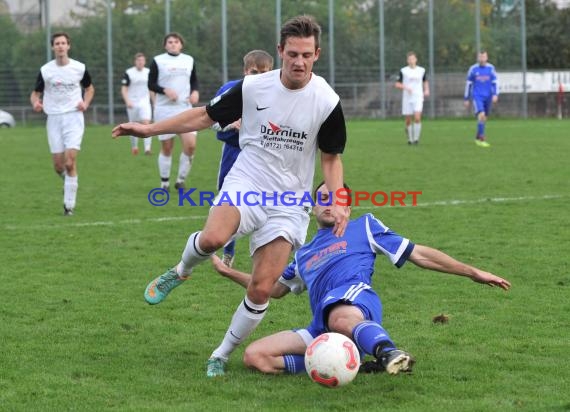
[464,50,499,148]
[211,181,511,376]
[148,32,199,190]
[112,15,349,379]
[121,52,153,155]
[30,32,95,216]
[211,49,274,268]
[395,51,429,145]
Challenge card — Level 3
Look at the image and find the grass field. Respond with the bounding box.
[1,119,569,411]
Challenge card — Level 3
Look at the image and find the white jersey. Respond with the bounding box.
[38,59,89,115]
[122,66,150,102]
[206,69,345,201]
[150,53,196,108]
[399,65,427,101]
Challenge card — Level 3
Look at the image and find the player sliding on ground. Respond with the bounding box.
[211,182,511,376]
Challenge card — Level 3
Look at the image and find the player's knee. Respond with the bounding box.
[197,232,227,252]
[243,347,274,374]
[247,281,272,303]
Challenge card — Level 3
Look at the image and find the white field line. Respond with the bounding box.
[3,194,564,231]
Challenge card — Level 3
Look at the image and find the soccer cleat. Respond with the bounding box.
[144,150,152,156]
[160,182,170,192]
[379,349,415,375]
[174,181,185,191]
[221,253,235,268]
[63,206,74,216]
[475,140,491,148]
[206,357,226,378]
[144,267,188,305]
[131,147,139,156]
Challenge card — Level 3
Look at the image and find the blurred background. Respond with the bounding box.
[0,0,568,125]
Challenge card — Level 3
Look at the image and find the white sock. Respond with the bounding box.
[414,122,422,142]
[143,137,152,152]
[178,232,212,275]
[177,153,193,183]
[211,296,269,361]
[158,153,172,180]
[130,136,138,149]
[406,125,412,142]
[64,175,78,209]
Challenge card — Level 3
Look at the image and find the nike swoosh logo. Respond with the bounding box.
[256,105,269,111]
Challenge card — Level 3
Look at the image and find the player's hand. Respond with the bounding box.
[463,100,470,109]
[76,101,89,112]
[492,95,498,103]
[211,255,230,277]
[126,100,134,109]
[331,203,349,237]
[32,100,43,112]
[164,88,178,102]
[112,122,149,139]
[424,90,430,98]
[471,270,511,291]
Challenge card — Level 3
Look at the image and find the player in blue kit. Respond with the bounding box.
[212,181,511,376]
[464,50,499,148]
[212,50,274,267]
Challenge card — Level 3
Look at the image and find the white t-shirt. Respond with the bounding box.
[35,59,91,115]
[206,69,346,201]
[399,65,427,101]
[122,66,150,102]
[149,53,197,108]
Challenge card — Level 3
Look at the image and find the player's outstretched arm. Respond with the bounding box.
[210,255,290,298]
[409,244,511,290]
[111,105,214,139]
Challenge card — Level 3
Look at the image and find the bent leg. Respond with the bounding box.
[244,330,307,374]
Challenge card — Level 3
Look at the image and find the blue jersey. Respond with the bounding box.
[214,79,241,147]
[464,63,498,100]
[279,214,414,316]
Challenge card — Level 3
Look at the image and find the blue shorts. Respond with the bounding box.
[472,97,493,116]
[217,143,241,190]
[303,283,383,339]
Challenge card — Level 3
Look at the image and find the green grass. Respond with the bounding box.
[1,119,569,411]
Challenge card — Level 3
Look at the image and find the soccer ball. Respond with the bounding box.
[304,332,360,388]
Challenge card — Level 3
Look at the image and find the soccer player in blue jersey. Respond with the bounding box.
[212,182,511,376]
[464,50,499,148]
[212,50,274,267]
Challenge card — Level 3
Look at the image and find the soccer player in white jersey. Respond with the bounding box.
[30,32,95,216]
[112,15,349,378]
[395,51,429,145]
[148,32,199,191]
[121,52,152,155]
[211,182,511,377]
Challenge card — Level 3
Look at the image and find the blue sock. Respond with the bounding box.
[352,321,396,357]
[223,240,236,256]
[283,354,306,374]
[477,121,485,139]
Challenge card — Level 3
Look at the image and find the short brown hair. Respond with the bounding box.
[163,32,185,47]
[134,52,145,59]
[407,51,416,58]
[243,50,274,71]
[51,32,70,46]
[279,15,321,50]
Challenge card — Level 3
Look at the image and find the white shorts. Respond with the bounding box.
[213,177,311,255]
[127,100,152,122]
[154,104,195,141]
[402,99,423,116]
[46,111,85,153]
